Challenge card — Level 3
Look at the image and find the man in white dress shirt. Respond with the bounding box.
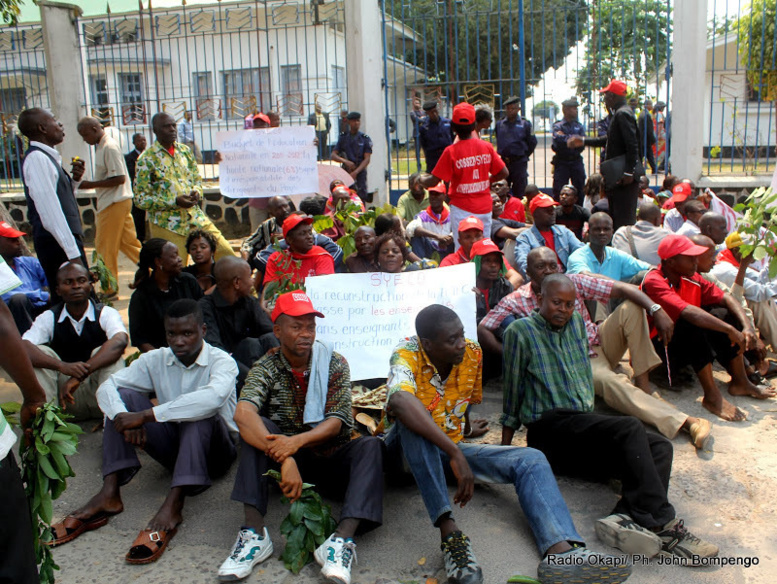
[18,108,87,302]
[22,262,127,420]
[48,298,238,565]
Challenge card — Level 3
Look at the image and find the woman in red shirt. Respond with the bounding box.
[420,102,509,251]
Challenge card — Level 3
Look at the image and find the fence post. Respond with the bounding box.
[39,1,90,166]
[344,0,388,205]
[670,0,707,181]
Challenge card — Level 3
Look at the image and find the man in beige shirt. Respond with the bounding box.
[78,117,141,297]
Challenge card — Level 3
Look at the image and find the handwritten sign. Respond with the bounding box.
[305,264,477,380]
[216,126,317,198]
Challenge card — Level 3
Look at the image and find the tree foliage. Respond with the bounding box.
[574,0,671,105]
[532,100,560,120]
[386,0,588,102]
[735,0,777,102]
[0,0,24,24]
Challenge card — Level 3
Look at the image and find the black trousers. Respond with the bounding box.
[606,180,640,231]
[5,293,46,335]
[231,417,384,534]
[504,157,529,199]
[34,234,89,305]
[655,317,740,374]
[0,452,39,584]
[526,409,675,530]
[131,203,146,242]
[553,159,586,204]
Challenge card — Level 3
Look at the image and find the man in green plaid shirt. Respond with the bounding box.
[502,273,719,567]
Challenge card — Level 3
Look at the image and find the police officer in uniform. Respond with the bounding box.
[495,96,537,199]
[551,97,586,204]
[331,111,373,201]
[418,100,453,173]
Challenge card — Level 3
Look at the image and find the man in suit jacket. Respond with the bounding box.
[307,104,331,161]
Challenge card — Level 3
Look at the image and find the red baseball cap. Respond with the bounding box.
[271,291,325,323]
[253,112,271,126]
[458,216,484,233]
[599,79,628,96]
[0,221,25,238]
[657,234,709,260]
[670,182,693,203]
[282,214,314,239]
[470,238,502,258]
[452,102,476,125]
[529,193,560,215]
[428,182,447,194]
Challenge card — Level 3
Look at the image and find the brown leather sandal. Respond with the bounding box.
[48,513,112,547]
[125,527,178,564]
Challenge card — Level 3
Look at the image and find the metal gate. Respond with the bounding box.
[381,0,672,194]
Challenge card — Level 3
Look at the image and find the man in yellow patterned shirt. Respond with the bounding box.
[134,112,233,262]
[385,304,630,584]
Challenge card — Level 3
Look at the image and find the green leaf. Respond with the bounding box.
[304,518,324,537]
[35,438,50,456]
[289,500,304,525]
[48,441,76,457]
[0,401,21,414]
[753,246,768,261]
[39,494,53,524]
[50,449,72,478]
[51,479,67,500]
[36,453,60,480]
[304,530,316,552]
[280,514,294,536]
[264,469,282,482]
[302,503,324,522]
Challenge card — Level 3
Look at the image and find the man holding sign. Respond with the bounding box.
[385,304,629,584]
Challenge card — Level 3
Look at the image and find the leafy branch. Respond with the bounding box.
[733,186,777,279]
[20,402,83,584]
[264,469,337,574]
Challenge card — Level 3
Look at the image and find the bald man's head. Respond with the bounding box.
[698,212,728,245]
[77,116,104,146]
[214,256,253,299]
[636,203,661,225]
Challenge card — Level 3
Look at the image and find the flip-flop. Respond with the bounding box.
[48,512,113,546]
[507,576,541,584]
[125,527,178,565]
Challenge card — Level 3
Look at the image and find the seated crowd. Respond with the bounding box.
[5,103,777,584]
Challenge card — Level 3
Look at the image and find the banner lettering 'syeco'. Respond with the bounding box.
[305,263,477,381]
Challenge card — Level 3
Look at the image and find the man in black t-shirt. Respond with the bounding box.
[555,185,590,240]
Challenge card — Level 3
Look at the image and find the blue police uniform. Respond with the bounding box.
[334,130,373,200]
[551,118,586,204]
[419,116,453,172]
[495,115,537,198]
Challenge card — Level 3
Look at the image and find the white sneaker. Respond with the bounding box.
[314,533,357,584]
[218,527,273,581]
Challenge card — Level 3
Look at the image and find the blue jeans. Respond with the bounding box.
[385,420,582,555]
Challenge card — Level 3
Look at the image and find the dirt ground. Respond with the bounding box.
[2,249,777,584]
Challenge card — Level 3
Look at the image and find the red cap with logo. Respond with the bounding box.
[599,79,628,96]
[657,234,709,260]
[670,182,693,203]
[253,112,271,126]
[470,238,502,257]
[0,221,25,238]
[271,291,325,323]
[529,193,560,215]
[282,214,314,239]
[458,216,484,233]
[428,182,447,194]
[452,102,476,125]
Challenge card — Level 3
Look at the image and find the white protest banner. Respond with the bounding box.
[216,126,317,198]
[304,264,477,380]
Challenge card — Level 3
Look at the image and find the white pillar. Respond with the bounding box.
[39,1,89,165]
[670,0,707,181]
[344,0,388,204]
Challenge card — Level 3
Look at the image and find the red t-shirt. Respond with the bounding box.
[432,139,505,214]
[500,196,526,223]
[641,268,724,324]
[263,246,335,286]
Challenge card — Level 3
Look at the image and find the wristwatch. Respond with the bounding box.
[648,303,663,316]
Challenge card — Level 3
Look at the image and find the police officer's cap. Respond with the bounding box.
[562,98,579,108]
[422,100,438,111]
[503,96,520,106]
[346,111,361,120]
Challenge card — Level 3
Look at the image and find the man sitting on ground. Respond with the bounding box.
[713,232,777,356]
[406,184,454,260]
[641,234,775,421]
[219,292,383,584]
[345,225,379,273]
[386,304,630,584]
[663,182,693,233]
[567,212,651,282]
[513,194,583,277]
[502,274,719,565]
[22,262,127,421]
[489,192,526,249]
[200,257,278,388]
[0,221,49,333]
[396,173,429,224]
[554,185,589,240]
[494,179,526,223]
[440,216,523,287]
[241,195,292,268]
[698,212,730,249]
[675,200,708,238]
[50,300,238,565]
[479,247,711,448]
[612,203,668,266]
